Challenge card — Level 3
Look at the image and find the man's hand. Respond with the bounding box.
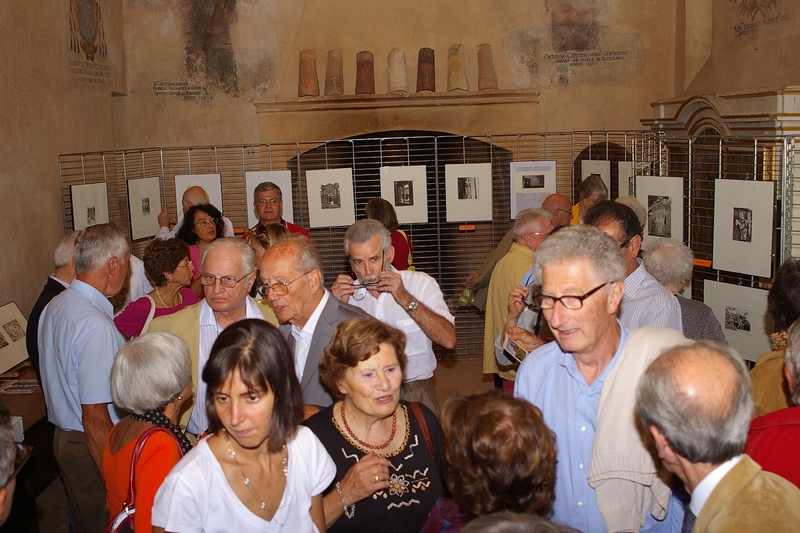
[503,326,545,353]
[465,270,478,288]
[506,285,530,328]
[158,206,170,228]
[331,274,356,302]
[374,270,413,307]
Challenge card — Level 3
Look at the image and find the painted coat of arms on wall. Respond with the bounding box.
[70,0,107,60]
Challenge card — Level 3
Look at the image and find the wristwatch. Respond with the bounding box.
[404,297,419,313]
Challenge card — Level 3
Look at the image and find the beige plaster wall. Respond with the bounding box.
[0,0,123,315]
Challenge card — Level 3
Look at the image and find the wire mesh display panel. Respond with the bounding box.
[61,130,797,360]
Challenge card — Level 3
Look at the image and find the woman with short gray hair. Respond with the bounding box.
[643,239,726,343]
[103,332,193,532]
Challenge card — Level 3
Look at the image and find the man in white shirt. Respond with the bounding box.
[331,219,456,417]
[156,185,234,239]
[637,341,800,531]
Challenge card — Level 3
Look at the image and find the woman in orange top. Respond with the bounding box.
[103,332,194,532]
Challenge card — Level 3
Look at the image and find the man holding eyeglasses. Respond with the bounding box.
[331,219,456,417]
[483,208,553,393]
[150,238,278,434]
[247,181,310,238]
[514,225,688,533]
[584,201,681,332]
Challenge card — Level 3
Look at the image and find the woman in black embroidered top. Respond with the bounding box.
[304,317,444,532]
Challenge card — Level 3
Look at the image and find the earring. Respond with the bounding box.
[177,392,183,400]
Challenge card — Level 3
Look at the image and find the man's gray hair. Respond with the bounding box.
[54,230,81,269]
[254,181,283,201]
[643,239,693,290]
[73,224,129,275]
[111,332,191,414]
[274,237,325,286]
[182,186,209,206]
[344,219,391,255]
[785,318,800,406]
[615,196,647,228]
[0,400,14,488]
[201,237,256,276]
[513,208,552,241]
[637,340,753,464]
[531,225,625,286]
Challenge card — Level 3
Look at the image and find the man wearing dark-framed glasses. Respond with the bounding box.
[514,225,690,533]
[331,219,456,417]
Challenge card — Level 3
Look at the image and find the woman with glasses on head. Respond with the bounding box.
[246,223,291,299]
[176,204,225,295]
[114,239,199,339]
[152,320,335,532]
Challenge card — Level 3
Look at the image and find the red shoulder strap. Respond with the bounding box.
[410,402,434,461]
[124,427,184,509]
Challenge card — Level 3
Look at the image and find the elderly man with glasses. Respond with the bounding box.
[149,238,278,435]
[330,219,456,417]
[514,225,690,533]
[246,181,310,238]
[259,237,366,410]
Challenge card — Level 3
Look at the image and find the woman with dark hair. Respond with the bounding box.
[421,390,558,532]
[246,222,291,299]
[175,204,225,287]
[304,317,444,532]
[364,197,413,270]
[152,320,335,532]
[114,239,199,338]
[751,258,800,417]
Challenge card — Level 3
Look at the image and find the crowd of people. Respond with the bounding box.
[19,180,800,532]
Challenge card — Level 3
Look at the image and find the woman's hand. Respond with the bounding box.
[340,452,391,503]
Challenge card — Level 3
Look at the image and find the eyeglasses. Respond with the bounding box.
[176,259,193,269]
[555,208,574,219]
[194,217,217,227]
[532,282,609,310]
[256,198,281,206]
[257,271,311,298]
[526,231,551,238]
[619,238,631,249]
[199,272,253,288]
[4,443,31,486]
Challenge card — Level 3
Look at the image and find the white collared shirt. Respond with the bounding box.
[689,455,743,518]
[50,273,70,289]
[291,291,330,382]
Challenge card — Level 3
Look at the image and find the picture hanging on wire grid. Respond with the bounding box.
[618,161,634,197]
[70,182,110,231]
[703,280,771,362]
[380,165,428,224]
[305,168,355,228]
[127,177,162,240]
[712,179,774,278]
[0,303,29,374]
[245,170,295,229]
[510,161,556,218]
[634,176,684,246]
[445,163,493,222]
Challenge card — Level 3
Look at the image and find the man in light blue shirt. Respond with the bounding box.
[515,225,684,533]
[39,224,129,533]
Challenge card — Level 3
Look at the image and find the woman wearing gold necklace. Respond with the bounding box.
[152,320,335,532]
[305,317,445,532]
[114,239,199,339]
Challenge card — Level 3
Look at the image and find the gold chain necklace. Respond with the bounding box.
[155,286,182,308]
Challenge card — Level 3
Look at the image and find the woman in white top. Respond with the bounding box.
[152,319,335,533]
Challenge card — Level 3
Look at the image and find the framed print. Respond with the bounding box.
[510,161,556,218]
[70,183,109,230]
[618,161,634,197]
[581,160,611,197]
[634,176,684,246]
[174,174,223,224]
[127,177,163,240]
[245,170,295,229]
[305,168,355,228]
[379,165,428,224]
[712,179,775,278]
[704,280,771,362]
[0,302,28,374]
[445,163,493,222]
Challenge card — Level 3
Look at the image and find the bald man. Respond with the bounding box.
[156,185,234,239]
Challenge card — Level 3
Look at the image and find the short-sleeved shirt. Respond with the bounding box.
[39,279,125,430]
[152,427,335,532]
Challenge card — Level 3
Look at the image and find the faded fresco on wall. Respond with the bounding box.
[181,0,239,96]
[68,0,111,85]
[727,0,793,42]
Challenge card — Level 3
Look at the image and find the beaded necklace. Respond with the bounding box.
[340,402,396,450]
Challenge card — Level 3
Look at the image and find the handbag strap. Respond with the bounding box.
[123,426,183,510]
[139,295,157,337]
[410,402,434,461]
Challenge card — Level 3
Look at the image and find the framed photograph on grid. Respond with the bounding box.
[510,161,556,218]
[445,163,493,222]
[379,165,428,224]
[581,160,611,197]
[70,183,109,230]
[618,161,634,197]
[127,177,163,240]
[245,170,295,229]
[305,168,355,228]
[0,302,28,374]
[174,174,223,224]
[712,179,775,278]
[634,176,684,246]
[704,280,771,361]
